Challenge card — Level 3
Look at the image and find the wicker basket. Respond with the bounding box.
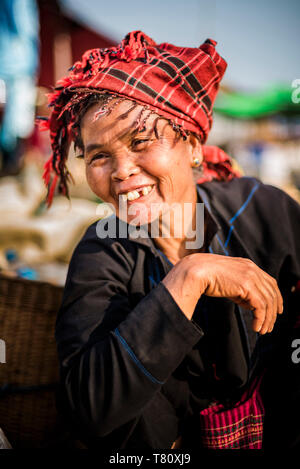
[0,274,64,448]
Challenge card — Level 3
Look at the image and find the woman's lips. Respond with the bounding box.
[117,185,163,225]
[119,185,156,204]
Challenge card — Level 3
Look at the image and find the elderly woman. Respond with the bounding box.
[39,31,300,450]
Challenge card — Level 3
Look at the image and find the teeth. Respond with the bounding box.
[127,190,139,201]
[120,185,153,202]
[142,186,150,196]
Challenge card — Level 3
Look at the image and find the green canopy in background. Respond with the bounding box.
[214,85,300,119]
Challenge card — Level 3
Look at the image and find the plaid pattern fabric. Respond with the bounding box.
[38,31,239,206]
[198,146,240,185]
[199,374,265,449]
[54,31,227,140]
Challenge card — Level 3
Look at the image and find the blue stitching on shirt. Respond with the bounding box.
[149,258,163,286]
[198,181,260,362]
[148,261,158,287]
[200,181,259,253]
[157,249,174,267]
[229,183,259,225]
[149,276,157,287]
[224,225,234,248]
[154,258,162,282]
[114,328,165,385]
[216,234,229,256]
[224,182,259,249]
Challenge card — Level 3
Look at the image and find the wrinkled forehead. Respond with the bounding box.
[81,99,143,131]
[80,98,172,147]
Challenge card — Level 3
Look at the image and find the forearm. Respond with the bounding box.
[162,253,205,320]
[59,282,203,438]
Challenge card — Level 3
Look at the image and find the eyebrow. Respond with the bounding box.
[85,142,106,155]
[84,126,154,155]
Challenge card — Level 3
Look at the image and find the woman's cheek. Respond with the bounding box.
[143,149,172,176]
[85,167,104,198]
[85,167,94,190]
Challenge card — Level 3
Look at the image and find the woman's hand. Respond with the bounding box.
[162,253,283,334]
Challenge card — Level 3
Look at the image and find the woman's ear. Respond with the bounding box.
[188,134,203,166]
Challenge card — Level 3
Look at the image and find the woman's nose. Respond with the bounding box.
[111,154,140,181]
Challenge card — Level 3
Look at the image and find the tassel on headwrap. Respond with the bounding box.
[37,30,240,206]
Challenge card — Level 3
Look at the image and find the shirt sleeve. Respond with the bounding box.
[258,182,300,285]
[254,184,300,449]
[55,226,203,440]
[278,189,300,288]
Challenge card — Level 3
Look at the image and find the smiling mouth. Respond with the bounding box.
[119,185,155,202]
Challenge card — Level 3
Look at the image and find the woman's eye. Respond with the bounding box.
[131,139,151,150]
[89,153,108,163]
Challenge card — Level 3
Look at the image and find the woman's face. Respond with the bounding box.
[80,99,202,225]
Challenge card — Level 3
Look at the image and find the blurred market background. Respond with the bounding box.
[1,0,300,287]
[0,0,300,450]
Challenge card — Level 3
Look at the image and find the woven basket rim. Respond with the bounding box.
[0,273,64,292]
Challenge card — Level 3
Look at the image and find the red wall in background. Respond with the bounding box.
[37,0,115,88]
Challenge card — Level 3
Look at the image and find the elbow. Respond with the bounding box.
[63,366,113,438]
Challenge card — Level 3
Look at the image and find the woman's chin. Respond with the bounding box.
[117,195,165,227]
[122,207,158,227]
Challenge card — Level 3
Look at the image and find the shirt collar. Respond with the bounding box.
[196,184,220,250]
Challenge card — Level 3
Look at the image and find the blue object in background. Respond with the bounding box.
[0,0,39,162]
[16,267,37,280]
[4,248,37,280]
[5,248,18,263]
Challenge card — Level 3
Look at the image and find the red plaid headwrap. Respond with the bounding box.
[38,30,240,206]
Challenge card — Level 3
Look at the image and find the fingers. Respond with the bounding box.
[261,287,278,334]
[248,270,283,335]
[252,281,276,334]
[196,254,284,335]
[250,294,268,334]
[259,271,283,334]
[234,259,283,334]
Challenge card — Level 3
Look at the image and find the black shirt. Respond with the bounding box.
[55,177,300,449]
